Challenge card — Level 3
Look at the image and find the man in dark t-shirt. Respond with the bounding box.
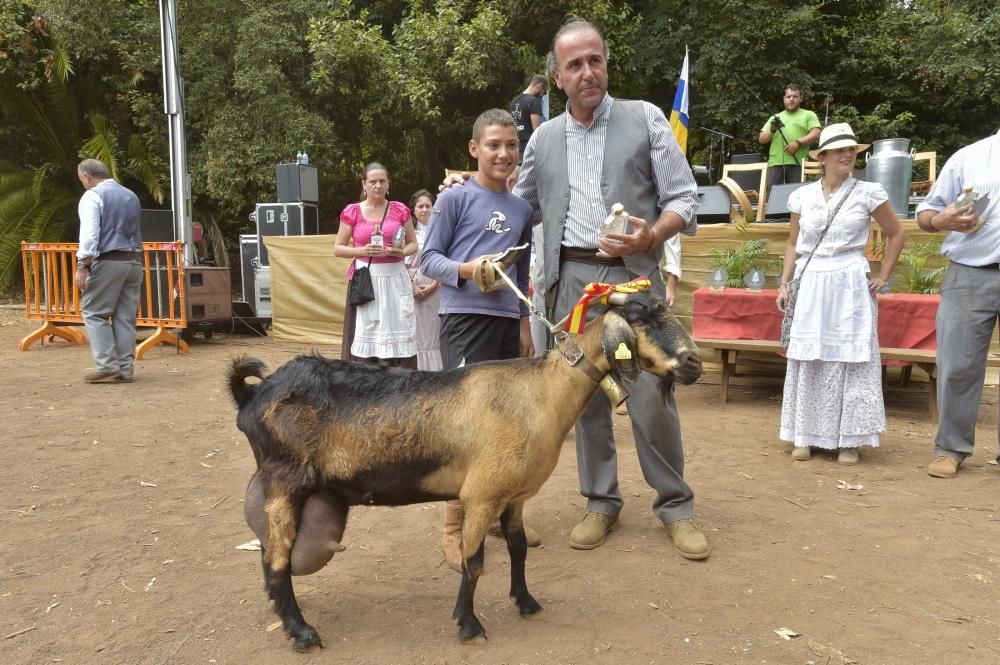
[507,75,547,164]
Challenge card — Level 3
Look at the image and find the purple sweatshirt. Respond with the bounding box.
[419,179,533,318]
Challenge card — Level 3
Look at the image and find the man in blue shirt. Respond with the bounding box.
[74,159,144,384]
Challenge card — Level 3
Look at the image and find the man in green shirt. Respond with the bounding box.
[758,83,822,186]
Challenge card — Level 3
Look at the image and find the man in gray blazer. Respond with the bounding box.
[511,19,708,559]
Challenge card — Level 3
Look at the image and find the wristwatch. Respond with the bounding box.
[77,264,91,272]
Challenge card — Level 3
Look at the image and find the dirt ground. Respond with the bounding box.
[3,307,1000,665]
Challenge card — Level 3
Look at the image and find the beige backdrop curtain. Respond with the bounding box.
[264,235,352,344]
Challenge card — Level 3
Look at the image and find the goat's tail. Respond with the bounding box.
[228,355,267,408]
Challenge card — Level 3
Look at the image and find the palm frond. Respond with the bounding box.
[50,43,76,83]
[80,113,121,179]
[126,135,165,203]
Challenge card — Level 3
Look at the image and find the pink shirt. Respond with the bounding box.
[340,200,411,278]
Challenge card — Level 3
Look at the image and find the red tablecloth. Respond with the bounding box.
[692,288,938,350]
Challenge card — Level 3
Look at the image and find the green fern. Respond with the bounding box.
[897,239,947,294]
[708,221,780,287]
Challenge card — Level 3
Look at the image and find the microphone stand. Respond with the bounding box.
[699,127,733,183]
[734,73,800,166]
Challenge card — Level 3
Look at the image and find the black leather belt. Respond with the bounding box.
[560,246,625,267]
[99,250,142,261]
[954,261,1000,270]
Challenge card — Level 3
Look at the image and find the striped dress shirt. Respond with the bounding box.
[916,130,1000,266]
[515,94,697,249]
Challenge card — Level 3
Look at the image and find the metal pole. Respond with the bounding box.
[159,0,195,265]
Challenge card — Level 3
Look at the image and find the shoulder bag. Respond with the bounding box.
[348,202,390,307]
[780,180,858,349]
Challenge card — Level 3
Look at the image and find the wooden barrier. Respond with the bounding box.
[19,241,190,357]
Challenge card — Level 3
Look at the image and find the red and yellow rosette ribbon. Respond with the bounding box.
[565,277,651,334]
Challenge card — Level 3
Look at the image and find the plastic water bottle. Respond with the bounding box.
[954,185,984,234]
[296,150,303,164]
[300,150,309,166]
[601,203,628,236]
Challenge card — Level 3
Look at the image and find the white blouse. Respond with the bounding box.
[789,178,889,257]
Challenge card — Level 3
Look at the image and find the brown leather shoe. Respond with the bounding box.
[664,519,710,560]
[928,456,961,478]
[569,512,617,550]
[488,521,542,547]
[440,502,463,572]
[84,371,121,384]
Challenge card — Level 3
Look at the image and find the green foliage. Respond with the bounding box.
[897,238,948,294]
[708,221,780,288]
[2,0,999,292]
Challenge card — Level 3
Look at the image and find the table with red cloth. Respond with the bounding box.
[692,287,939,352]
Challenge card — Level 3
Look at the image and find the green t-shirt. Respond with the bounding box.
[761,109,821,166]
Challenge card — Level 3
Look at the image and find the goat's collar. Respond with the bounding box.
[555,331,605,384]
[569,355,605,384]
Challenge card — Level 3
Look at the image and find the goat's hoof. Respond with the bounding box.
[517,595,544,619]
[457,616,487,644]
[289,623,323,652]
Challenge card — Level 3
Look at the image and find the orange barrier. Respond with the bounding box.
[19,241,191,358]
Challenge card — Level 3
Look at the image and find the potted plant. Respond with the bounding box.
[708,221,780,288]
[897,239,948,294]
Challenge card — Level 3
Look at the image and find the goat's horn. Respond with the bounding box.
[607,292,628,305]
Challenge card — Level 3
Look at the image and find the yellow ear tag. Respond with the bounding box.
[614,342,632,360]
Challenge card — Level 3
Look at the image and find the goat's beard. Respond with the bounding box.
[657,375,675,403]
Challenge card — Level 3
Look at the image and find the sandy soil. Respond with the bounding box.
[2,307,999,665]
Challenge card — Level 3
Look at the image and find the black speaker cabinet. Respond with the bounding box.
[276,163,319,203]
[696,185,732,224]
[254,202,319,266]
[239,233,259,303]
[140,209,175,242]
[764,182,808,221]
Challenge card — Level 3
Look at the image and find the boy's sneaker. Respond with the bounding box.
[927,456,961,478]
[84,371,120,383]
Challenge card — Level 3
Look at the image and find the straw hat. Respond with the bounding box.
[809,122,870,160]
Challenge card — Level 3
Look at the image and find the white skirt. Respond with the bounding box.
[351,261,417,360]
[786,253,873,362]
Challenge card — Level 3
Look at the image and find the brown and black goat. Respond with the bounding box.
[228,291,702,652]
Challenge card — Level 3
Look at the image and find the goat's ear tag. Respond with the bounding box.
[614,342,632,361]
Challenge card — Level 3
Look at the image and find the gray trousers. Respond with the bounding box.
[81,259,144,376]
[934,262,1000,461]
[551,259,694,524]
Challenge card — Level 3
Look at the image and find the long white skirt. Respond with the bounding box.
[780,258,884,449]
[351,261,417,360]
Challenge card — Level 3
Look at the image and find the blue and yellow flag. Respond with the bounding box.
[668,47,689,154]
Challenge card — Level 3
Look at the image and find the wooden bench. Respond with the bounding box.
[694,338,1000,422]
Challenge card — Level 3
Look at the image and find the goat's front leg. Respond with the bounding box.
[500,502,543,619]
[262,490,322,651]
[450,499,496,644]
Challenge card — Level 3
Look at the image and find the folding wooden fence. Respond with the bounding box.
[19,241,191,358]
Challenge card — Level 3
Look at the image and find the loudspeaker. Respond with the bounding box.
[184,267,232,322]
[140,209,175,242]
[696,185,732,224]
[276,163,319,203]
[239,234,259,302]
[764,182,808,221]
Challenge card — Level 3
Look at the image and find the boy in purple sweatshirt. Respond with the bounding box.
[418,108,539,568]
[419,108,534,367]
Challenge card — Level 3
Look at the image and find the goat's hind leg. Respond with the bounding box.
[261,487,323,651]
[500,502,543,619]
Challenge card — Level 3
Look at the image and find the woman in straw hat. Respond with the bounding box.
[776,123,905,465]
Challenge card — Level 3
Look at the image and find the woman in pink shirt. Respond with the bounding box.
[334,162,419,368]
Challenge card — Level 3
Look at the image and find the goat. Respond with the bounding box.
[228,291,702,652]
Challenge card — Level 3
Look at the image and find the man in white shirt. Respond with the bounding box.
[74,159,144,383]
[915,130,1000,477]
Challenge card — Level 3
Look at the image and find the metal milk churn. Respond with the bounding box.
[865,138,916,219]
